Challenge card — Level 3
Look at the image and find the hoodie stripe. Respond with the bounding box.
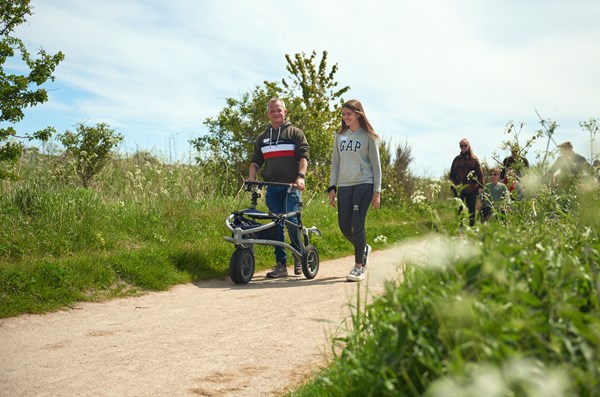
[261,143,295,159]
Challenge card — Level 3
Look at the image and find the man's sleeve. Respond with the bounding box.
[294,128,309,162]
[250,137,264,167]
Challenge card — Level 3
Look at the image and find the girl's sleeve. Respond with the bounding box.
[370,138,382,192]
[328,136,340,188]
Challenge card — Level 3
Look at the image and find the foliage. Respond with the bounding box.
[281,51,350,183]
[535,113,561,171]
[191,51,349,194]
[0,148,424,318]
[192,87,280,195]
[0,0,64,180]
[386,139,416,200]
[292,178,600,397]
[492,121,542,172]
[58,122,124,188]
[580,118,598,163]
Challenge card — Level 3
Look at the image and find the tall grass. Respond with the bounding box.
[0,149,427,318]
[292,174,600,396]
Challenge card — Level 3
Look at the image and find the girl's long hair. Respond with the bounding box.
[338,99,380,141]
[460,138,479,160]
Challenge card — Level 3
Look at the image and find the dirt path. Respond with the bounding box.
[0,246,407,397]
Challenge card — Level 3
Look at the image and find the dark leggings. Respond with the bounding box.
[337,184,373,264]
[458,190,477,226]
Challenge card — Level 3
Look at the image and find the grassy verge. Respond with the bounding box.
[0,173,429,318]
[291,181,600,396]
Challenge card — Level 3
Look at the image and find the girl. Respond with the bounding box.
[327,99,382,282]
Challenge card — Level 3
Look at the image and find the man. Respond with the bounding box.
[548,141,590,189]
[248,98,309,278]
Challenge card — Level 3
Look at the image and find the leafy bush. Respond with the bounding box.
[58,122,123,188]
[294,183,600,397]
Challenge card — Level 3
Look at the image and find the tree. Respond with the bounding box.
[191,51,349,194]
[379,139,415,201]
[0,0,64,180]
[58,122,123,188]
[192,83,283,195]
[282,52,350,175]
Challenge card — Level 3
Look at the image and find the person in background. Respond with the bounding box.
[247,98,309,278]
[449,138,485,227]
[548,141,590,189]
[328,99,382,282]
[500,144,529,197]
[480,167,511,222]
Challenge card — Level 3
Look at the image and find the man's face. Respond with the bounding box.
[267,101,287,128]
[560,147,573,156]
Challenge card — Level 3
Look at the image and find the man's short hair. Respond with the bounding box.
[267,98,286,111]
[559,141,573,150]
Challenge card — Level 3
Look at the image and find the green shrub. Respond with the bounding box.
[294,183,600,396]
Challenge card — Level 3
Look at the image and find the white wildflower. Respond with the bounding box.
[411,190,427,205]
[374,235,388,244]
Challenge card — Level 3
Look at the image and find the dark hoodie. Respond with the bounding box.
[449,151,484,194]
[251,121,309,183]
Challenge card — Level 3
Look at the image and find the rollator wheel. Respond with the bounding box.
[229,248,255,284]
[301,245,319,279]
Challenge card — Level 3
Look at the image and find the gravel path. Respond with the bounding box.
[0,246,407,396]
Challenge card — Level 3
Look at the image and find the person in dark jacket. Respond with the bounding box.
[500,145,529,181]
[548,141,591,189]
[247,98,309,278]
[449,138,484,227]
[500,145,529,201]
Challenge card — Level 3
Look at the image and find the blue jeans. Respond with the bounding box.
[265,185,302,265]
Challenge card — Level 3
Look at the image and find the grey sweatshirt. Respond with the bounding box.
[329,128,382,192]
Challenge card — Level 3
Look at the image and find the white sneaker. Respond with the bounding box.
[346,266,365,282]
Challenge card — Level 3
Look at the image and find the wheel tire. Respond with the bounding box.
[229,248,255,284]
[301,245,319,279]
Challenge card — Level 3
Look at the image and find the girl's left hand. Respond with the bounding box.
[372,192,380,209]
[328,191,336,207]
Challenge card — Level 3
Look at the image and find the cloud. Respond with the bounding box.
[10,0,600,174]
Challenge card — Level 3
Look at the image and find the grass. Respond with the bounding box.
[0,150,431,318]
[4,148,600,396]
[290,177,600,397]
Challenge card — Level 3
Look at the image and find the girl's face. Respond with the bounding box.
[342,108,360,131]
[459,140,469,153]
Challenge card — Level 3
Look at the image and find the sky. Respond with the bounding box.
[6,0,600,177]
